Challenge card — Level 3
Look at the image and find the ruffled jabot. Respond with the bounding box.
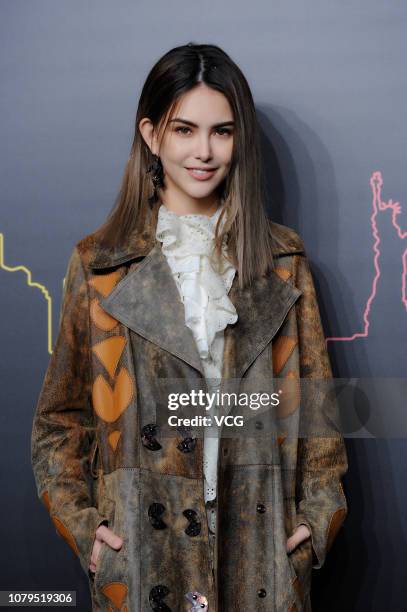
[155,203,238,362]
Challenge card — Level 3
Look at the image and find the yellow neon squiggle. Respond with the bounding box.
[0,232,56,354]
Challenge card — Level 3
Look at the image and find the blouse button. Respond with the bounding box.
[256,503,266,514]
[257,588,267,598]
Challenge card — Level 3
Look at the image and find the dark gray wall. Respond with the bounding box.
[1,1,406,609]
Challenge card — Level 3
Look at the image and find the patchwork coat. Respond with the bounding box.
[31,210,348,612]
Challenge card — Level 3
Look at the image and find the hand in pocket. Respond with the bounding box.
[89,523,123,574]
[286,523,311,554]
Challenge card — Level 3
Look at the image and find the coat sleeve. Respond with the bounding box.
[293,251,348,570]
[31,246,109,576]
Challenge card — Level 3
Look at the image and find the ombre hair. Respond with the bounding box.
[95,42,285,288]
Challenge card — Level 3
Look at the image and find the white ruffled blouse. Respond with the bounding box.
[155,202,238,534]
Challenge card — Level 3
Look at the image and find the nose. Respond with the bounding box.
[195,133,212,162]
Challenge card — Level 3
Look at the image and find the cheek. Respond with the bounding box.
[217,140,234,165]
[159,136,187,166]
[170,153,192,177]
[164,159,188,181]
[166,138,191,160]
[160,153,186,178]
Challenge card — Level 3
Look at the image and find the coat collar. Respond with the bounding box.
[86,207,305,270]
[86,208,303,380]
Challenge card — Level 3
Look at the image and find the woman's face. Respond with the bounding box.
[141,83,235,211]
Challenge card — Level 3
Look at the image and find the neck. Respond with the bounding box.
[159,191,221,217]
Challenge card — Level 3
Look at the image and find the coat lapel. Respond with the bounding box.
[97,242,206,376]
[226,270,301,380]
[87,207,303,382]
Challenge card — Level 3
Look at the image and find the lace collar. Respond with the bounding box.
[155,203,238,361]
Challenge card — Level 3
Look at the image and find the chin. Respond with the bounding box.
[181,186,218,199]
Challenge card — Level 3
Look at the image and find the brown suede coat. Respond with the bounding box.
[31,210,348,612]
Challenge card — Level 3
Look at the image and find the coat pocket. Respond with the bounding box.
[87,495,116,607]
[93,496,116,591]
[90,439,100,479]
[93,495,129,610]
[93,539,109,587]
[286,538,313,607]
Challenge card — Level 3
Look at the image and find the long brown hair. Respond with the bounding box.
[95,42,284,288]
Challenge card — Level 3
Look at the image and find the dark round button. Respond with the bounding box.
[149,584,171,608]
[183,508,201,536]
[141,423,162,451]
[177,436,196,453]
[256,503,266,513]
[257,588,267,598]
[148,502,167,530]
[143,423,157,436]
[255,420,264,430]
[183,509,197,521]
[185,521,201,537]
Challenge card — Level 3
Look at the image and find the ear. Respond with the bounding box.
[138,117,158,155]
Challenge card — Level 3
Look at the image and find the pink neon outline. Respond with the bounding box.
[325,170,406,345]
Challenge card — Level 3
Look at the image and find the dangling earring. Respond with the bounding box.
[146,153,164,208]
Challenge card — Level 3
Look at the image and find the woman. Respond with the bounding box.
[31,42,348,611]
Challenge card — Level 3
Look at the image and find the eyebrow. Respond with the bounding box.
[168,117,235,128]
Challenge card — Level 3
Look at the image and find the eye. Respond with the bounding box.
[174,126,192,135]
[174,126,233,136]
[215,128,232,136]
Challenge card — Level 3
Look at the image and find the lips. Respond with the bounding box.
[186,167,218,171]
[186,167,218,181]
